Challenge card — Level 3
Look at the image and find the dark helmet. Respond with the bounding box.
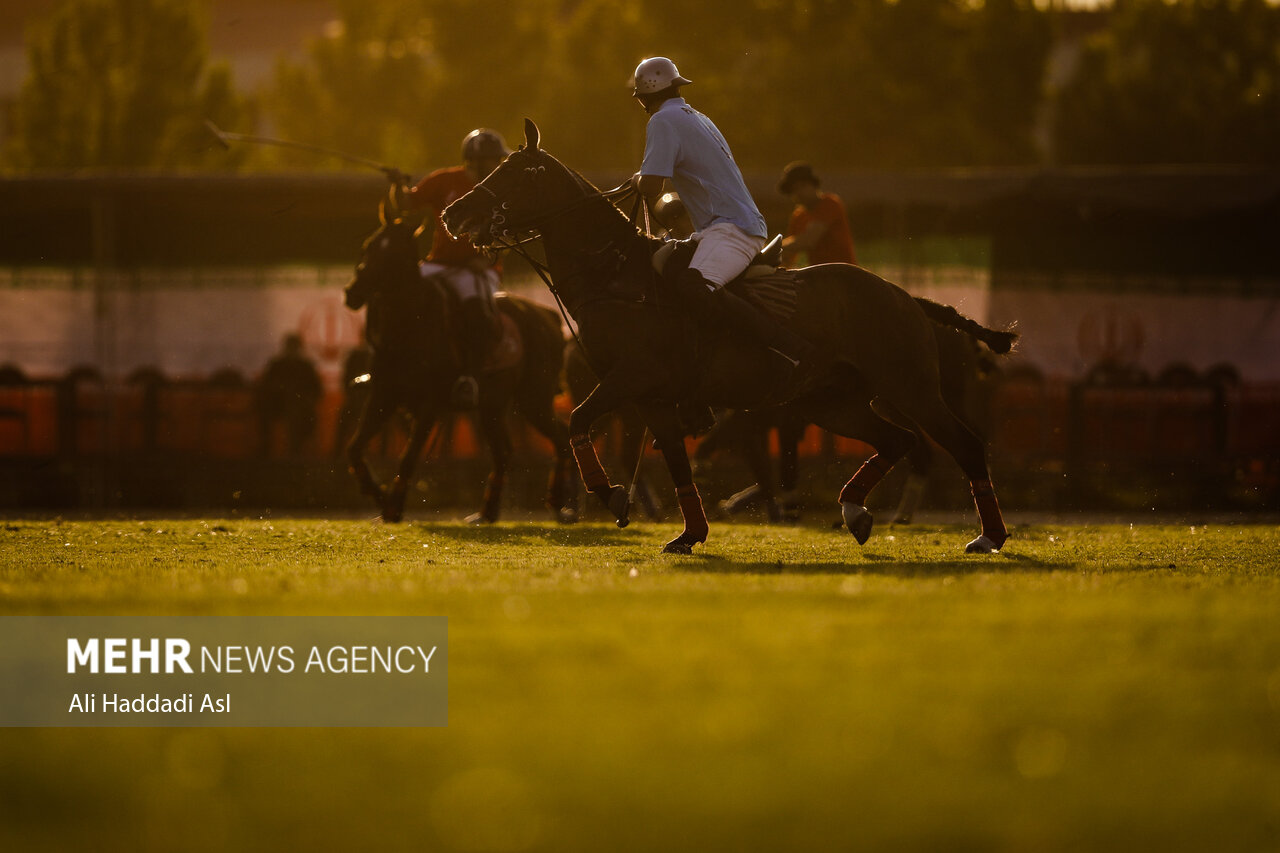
[461,128,511,162]
[778,160,820,194]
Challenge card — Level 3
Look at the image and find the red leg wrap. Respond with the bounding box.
[970,479,1008,546]
[839,454,890,506]
[676,484,709,542]
[571,434,611,494]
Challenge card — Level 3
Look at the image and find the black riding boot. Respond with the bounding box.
[453,298,495,407]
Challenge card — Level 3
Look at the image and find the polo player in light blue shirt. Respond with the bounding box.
[632,57,810,371]
[641,97,767,247]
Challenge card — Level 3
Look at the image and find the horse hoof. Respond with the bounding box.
[841,503,873,545]
[604,486,631,529]
[661,532,704,554]
[465,511,495,526]
[381,509,403,524]
[556,506,579,525]
[965,534,1001,554]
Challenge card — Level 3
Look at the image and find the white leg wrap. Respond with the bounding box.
[965,534,1001,554]
[841,502,873,545]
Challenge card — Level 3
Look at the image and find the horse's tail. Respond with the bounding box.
[913,297,1018,354]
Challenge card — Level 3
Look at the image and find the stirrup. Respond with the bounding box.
[451,375,479,408]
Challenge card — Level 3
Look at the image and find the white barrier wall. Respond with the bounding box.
[872,264,992,327]
[0,266,363,386]
[2,264,1276,384]
[989,274,1280,381]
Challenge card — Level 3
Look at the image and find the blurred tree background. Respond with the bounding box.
[3,0,1280,173]
[1052,0,1280,164]
[264,0,1056,172]
[5,0,249,170]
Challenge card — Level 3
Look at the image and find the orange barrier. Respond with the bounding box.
[0,384,59,456]
[989,380,1070,462]
[1231,386,1280,456]
[0,378,1275,474]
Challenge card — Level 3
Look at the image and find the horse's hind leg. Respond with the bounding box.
[797,391,917,545]
[894,395,1008,553]
[892,436,933,525]
[692,410,775,520]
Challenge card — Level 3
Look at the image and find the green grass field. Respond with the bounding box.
[2,514,1278,852]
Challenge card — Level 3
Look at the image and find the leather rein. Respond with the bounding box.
[476,177,656,360]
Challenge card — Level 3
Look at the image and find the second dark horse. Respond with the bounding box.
[343,199,577,523]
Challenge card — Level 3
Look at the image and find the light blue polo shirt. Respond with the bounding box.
[640,98,767,239]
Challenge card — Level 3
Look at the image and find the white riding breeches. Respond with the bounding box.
[688,221,767,288]
[419,262,500,302]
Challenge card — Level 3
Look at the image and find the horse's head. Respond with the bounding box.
[442,119,580,247]
[345,198,421,310]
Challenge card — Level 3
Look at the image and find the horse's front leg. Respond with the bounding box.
[346,385,394,505]
[568,373,659,528]
[467,399,512,524]
[383,409,438,523]
[639,402,708,554]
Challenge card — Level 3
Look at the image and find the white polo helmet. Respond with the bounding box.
[632,56,692,96]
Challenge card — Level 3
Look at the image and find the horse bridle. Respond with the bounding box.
[468,161,655,378]
[469,161,638,245]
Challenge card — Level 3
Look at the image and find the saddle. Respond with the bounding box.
[436,284,524,375]
[651,235,798,323]
[482,297,524,373]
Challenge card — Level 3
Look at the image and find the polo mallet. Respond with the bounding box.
[623,426,649,525]
[204,119,406,181]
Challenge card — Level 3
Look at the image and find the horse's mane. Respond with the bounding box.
[534,146,598,195]
[530,147,636,234]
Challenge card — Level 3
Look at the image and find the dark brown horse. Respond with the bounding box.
[343,200,577,523]
[443,120,1015,554]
